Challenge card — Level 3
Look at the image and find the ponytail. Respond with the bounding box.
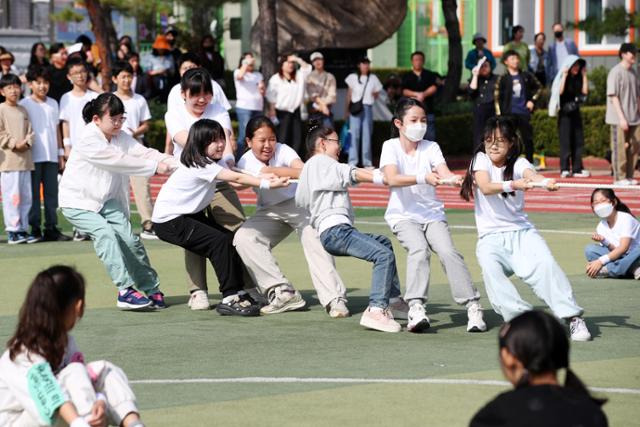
[565,368,607,406]
[82,93,125,124]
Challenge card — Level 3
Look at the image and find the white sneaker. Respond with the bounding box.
[593,266,609,278]
[188,290,210,310]
[360,307,401,332]
[573,170,591,178]
[466,302,487,332]
[560,170,571,178]
[389,297,410,320]
[407,304,430,333]
[569,317,592,342]
[634,267,640,280]
[614,179,638,186]
[260,286,306,314]
[328,298,350,318]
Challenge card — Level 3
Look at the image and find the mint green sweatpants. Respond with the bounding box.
[62,199,160,293]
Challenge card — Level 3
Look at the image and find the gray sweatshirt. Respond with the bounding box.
[295,154,356,231]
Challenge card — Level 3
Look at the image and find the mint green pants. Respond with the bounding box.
[62,199,160,293]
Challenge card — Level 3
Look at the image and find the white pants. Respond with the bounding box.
[476,228,584,322]
[1,171,32,232]
[233,198,347,306]
[11,361,138,427]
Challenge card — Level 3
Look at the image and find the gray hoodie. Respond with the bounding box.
[295,154,356,230]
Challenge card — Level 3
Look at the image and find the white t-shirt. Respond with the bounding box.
[555,40,569,69]
[152,162,223,223]
[379,138,447,228]
[167,80,231,113]
[266,65,312,113]
[237,143,299,207]
[59,90,99,146]
[165,103,231,158]
[345,73,383,105]
[472,152,535,237]
[19,97,59,163]
[233,69,264,111]
[116,93,151,138]
[596,211,640,252]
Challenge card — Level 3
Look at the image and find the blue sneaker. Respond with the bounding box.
[7,232,27,245]
[117,288,153,310]
[148,291,167,309]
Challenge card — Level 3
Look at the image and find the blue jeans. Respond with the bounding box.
[235,108,262,158]
[584,243,640,277]
[348,105,373,167]
[320,223,401,308]
[426,113,436,141]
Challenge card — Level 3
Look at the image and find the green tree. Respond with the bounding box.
[568,5,639,41]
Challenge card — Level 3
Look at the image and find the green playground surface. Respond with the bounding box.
[1,209,639,426]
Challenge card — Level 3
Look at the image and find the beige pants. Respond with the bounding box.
[130,175,153,225]
[233,198,346,307]
[12,361,138,427]
[611,125,640,181]
[184,181,247,293]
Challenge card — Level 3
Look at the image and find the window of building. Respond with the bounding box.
[577,0,632,54]
[488,0,545,54]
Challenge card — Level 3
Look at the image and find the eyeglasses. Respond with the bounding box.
[483,137,508,148]
[69,71,88,77]
[323,137,340,144]
[109,116,127,126]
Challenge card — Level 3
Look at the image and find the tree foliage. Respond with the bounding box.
[568,5,639,40]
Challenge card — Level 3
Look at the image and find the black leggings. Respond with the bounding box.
[276,108,304,158]
[558,109,584,173]
[153,210,245,297]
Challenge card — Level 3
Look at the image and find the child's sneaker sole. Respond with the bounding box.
[116,301,153,310]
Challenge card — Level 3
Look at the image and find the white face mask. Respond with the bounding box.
[593,202,614,218]
[402,123,427,142]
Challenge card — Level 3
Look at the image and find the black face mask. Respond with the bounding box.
[554,31,563,39]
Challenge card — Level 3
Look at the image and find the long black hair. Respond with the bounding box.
[181,118,226,168]
[305,119,335,160]
[390,97,426,138]
[8,266,86,369]
[499,310,606,405]
[590,188,634,216]
[82,93,125,124]
[460,116,522,201]
[29,42,49,68]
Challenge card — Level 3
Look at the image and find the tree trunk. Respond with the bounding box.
[258,0,278,80]
[441,0,462,103]
[84,0,117,91]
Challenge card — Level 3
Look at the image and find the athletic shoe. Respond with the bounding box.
[7,232,27,245]
[117,288,153,310]
[73,230,91,242]
[216,293,260,316]
[188,290,211,310]
[389,297,410,320]
[42,228,73,242]
[148,291,167,309]
[26,231,41,244]
[591,266,609,278]
[630,258,640,280]
[569,317,591,342]
[634,266,640,280]
[466,301,487,332]
[560,170,571,178]
[407,303,430,333]
[573,170,591,178]
[327,298,350,318]
[260,286,306,315]
[360,307,401,333]
[614,179,639,186]
[245,287,269,307]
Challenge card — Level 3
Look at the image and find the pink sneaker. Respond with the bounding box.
[360,307,401,332]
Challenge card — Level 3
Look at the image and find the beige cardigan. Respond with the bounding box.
[0,103,34,172]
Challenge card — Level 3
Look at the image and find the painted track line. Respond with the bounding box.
[355,221,592,236]
[128,376,640,395]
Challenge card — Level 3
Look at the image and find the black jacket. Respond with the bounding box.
[494,71,542,116]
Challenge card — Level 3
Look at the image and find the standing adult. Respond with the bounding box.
[606,43,640,186]
[402,51,439,141]
[233,52,264,156]
[494,50,542,162]
[345,57,382,168]
[530,32,550,86]
[306,51,337,128]
[164,26,182,85]
[145,35,174,102]
[549,55,589,178]
[28,42,49,71]
[267,54,312,158]
[548,23,579,80]
[469,58,497,150]
[465,33,496,72]
[503,25,530,72]
[198,34,225,88]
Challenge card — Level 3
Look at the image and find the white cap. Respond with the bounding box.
[67,43,83,55]
[310,51,324,61]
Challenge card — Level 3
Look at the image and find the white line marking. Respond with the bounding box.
[128,377,640,395]
[355,221,592,235]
